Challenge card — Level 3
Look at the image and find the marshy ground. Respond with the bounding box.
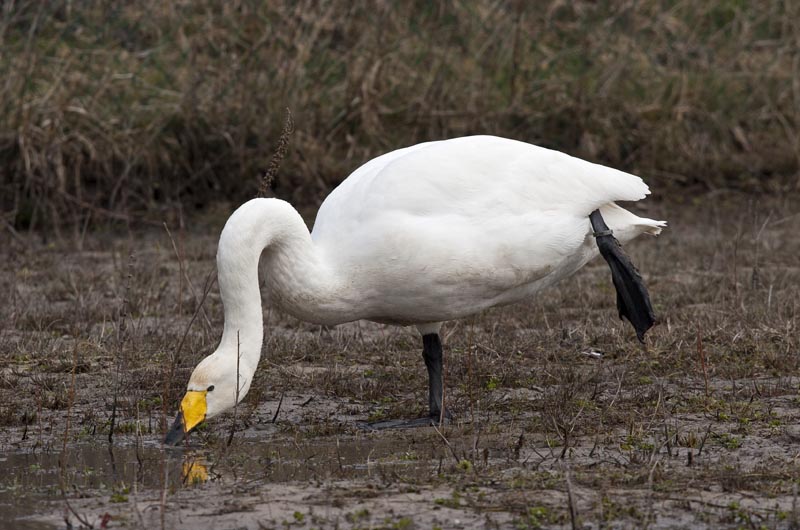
[1,193,799,529]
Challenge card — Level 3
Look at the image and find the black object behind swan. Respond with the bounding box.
[590,209,657,342]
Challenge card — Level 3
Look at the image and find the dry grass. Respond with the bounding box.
[2,0,799,233]
[1,193,798,527]
[1,2,799,525]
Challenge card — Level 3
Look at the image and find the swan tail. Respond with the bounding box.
[589,209,657,342]
[637,218,667,236]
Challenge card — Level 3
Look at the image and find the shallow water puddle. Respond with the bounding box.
[0,436,434,529]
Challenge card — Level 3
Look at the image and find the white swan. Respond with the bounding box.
[165,135,666,442]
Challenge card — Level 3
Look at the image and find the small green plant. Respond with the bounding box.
[434,491,462,509]
[367,410,386,422]
[457,459,473,472]
[515,506,550,529]
[391,517,412,529]
[108,484,131,504]
[346,508,370,522]
[714,433,742,450]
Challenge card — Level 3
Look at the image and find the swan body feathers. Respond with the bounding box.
[166,135,665,441]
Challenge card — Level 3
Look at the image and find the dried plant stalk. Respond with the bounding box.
[259,108,294,198]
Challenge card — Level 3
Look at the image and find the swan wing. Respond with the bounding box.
[309,136,657,322]
[312,135,650,242]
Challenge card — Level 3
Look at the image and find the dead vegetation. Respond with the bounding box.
[1,193,798,528]
[2,1,799,527]
[2,0,799,234]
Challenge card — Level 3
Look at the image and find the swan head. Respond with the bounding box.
[164,351,249,445]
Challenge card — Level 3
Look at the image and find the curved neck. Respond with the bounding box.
[214,198,348,375]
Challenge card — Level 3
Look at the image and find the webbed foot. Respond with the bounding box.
[358,410,452,431]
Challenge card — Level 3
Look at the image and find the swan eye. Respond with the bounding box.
[207,385,215,392]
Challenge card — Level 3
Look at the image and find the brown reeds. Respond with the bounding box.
[1,1,798,233]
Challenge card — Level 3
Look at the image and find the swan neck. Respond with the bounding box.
[215,199,304,371]
[215,198,341,372]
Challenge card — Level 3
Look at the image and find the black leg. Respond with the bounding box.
[359,332,452,430]
[422,333,450,420]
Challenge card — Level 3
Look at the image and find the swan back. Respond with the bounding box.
[308,136,663,324]
[312,135,650,244]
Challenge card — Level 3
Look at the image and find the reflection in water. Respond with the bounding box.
[182,457,209,485]
[0,436,434,529]
[0,443,203,530]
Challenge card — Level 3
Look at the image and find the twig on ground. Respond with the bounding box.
[697,328,710,398]
[59,341,93,529]
[271,390,285,423]
[432,423,460,465]
[162,267,217,436]
[564,463,579,530]
[163,222,212,332]
[109,251,134,444]
[226,331,242,447]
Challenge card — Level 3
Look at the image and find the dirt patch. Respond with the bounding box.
[1,194,799,529]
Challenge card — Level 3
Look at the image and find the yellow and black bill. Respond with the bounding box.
[164,390,208,445]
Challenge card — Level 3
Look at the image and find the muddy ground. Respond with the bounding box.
[1,193,799,529]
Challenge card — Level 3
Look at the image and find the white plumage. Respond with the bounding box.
[308,135,663,324]
[166,135,666,440]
